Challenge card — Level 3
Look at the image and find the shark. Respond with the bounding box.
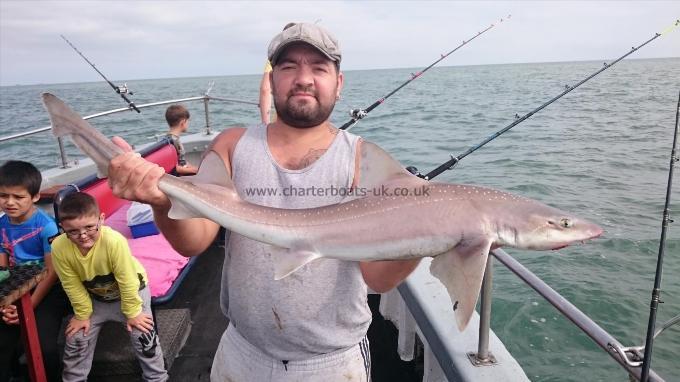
[42,92,603,330]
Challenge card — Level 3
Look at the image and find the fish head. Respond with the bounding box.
[508,203,603,250]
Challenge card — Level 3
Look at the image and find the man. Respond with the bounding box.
[108,23,420,381]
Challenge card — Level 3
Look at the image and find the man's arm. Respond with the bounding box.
[359,260,421,293]
[0,252,7,267]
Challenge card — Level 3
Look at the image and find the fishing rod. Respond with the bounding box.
[339,15,511,131]
[414,19,680,181]
[60,35,141,113]
[640,89,679,382]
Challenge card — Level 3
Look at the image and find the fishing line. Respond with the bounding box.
[60,35,141,113]
[339,15,511,131]
[416,19,680,181]
[640,89,679,382]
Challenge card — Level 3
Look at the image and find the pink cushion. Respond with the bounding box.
[105,202,189,298]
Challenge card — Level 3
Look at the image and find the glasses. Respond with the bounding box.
[64,218,101,239]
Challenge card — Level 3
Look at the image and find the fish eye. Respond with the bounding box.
[560,218,572,228]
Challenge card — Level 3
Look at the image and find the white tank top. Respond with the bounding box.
[221,124,372,361]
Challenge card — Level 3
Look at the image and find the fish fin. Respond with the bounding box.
[357,140,426,190]
[273,247,322,280]
[180,150,234,189]
[42,93,124,177]
[430,238,493,331]
[166,151,238,219]
[167,196,200,220]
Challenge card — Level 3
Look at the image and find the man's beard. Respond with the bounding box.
[273,85,336,128]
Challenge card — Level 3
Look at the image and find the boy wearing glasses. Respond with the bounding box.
[0,160,68,382]
[52,192,168,382]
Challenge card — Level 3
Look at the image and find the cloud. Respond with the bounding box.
[1,0,678,85]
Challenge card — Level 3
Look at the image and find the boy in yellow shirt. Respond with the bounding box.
[51,192,167,381]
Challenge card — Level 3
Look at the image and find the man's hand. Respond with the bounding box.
[1,305,19,325]
[65,317,91,338]
[126,312,154,334]
[108,136,170,208]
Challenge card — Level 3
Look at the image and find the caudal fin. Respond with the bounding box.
[41,93,123,177]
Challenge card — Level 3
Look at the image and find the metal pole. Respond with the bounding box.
[203,96,212,135]
[57,137,70,169]
[477,256,493,361]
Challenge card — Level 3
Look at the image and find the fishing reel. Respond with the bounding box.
[349,108,367,120]
[115,84,133,95]
[406,166,427,179]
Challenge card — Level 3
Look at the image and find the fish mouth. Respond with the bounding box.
[551,228,604,250]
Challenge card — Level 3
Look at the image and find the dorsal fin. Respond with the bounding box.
[356,140,425,190]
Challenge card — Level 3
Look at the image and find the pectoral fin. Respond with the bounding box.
[273,247,322,280]
[167,197,200,220]
[430,238,493,331]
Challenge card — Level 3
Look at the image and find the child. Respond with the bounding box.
[0,160,68,382]
[52,192,168,382]
[165,104,198,175]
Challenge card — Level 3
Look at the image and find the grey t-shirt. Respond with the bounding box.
[221,124,372,361]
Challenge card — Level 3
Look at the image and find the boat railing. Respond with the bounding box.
[0,94,259,168]
[390,248,666,381]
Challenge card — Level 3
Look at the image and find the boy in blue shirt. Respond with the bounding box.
[0,160,70,382]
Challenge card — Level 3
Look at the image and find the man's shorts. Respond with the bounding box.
[210,324,371,382]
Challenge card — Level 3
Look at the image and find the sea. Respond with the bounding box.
[1,57,679,381]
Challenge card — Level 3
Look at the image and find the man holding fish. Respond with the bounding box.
[108,23,419,382]
[43,20,601,382]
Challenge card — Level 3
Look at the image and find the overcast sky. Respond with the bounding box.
[0,1,678,86]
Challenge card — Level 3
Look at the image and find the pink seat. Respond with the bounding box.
[105,202,189,298]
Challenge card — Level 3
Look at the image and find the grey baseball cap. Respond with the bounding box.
[268,23,341,65]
